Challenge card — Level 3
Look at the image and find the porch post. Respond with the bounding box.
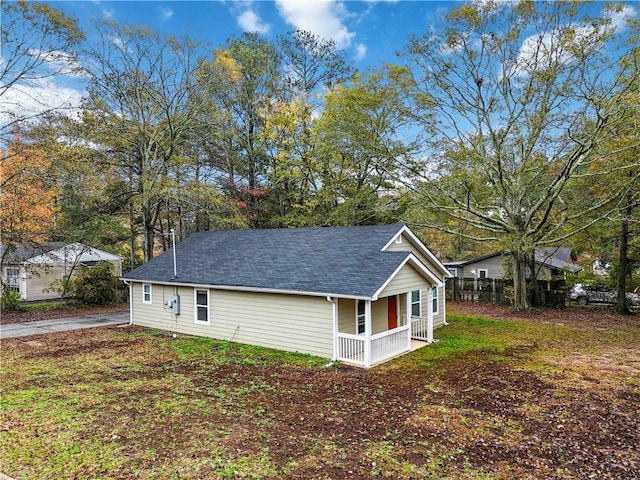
[406,292,412,348]
[364,300,372,368]
[427,288,434,343]
[330,297,338,361]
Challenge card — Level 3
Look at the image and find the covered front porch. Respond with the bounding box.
[333,293,436,368]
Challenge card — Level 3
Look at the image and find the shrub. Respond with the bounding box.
[1,284,25,312]
[70,262,118,305]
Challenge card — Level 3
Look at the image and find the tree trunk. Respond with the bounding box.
[512,251,530,310]
[614,201,632,315]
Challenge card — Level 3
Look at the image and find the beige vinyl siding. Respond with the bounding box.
[131,283,334,359]
[338,298,355,334]
[24,265,67,301]
[336,298,387,335]
[432,285,446,328]
[386,234,443,281]
[379,263,428,298]
[371,299,387,334]
[386,233,449,328]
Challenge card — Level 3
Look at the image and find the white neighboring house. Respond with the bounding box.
[1,242,123,301]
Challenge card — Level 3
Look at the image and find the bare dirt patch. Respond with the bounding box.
[2,310,639,479]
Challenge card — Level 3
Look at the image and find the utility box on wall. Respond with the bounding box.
[172,295,180,315]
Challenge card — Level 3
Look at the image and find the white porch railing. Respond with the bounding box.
[370,325,410,365]
[337,325,410,368]
[411,315,433,342]
[337,332,365,365]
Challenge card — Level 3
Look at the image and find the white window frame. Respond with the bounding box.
[411,289,421,317]
[194,289,210,325]
[6,267,20,292]
[477,269,488,279]
[142,283,152,304]
[448,267,457,277]
[432,287,439,314]
[356,299,365,335]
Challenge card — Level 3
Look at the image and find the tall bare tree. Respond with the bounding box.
[0,0,84,146]
[405,0,639,309]
[78,20,203,261]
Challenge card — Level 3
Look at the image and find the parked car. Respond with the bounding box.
[569,283,640,306]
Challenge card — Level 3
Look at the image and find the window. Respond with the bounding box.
[356,300,365,334]
[411,290,421,317]
[6,267,20,292]
[448,267,457,277]
[195,289,210,324]
[432,287,439,314]
[142,284,152,304]
[478,269,488,279]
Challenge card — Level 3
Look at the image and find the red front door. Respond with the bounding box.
[387,296,398,330]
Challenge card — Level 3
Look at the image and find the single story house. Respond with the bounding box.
[121,224,452,368]
[444,247,582,280]
[1,242,123,301]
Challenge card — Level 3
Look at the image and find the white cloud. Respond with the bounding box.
[275,0,355,48]
[605,4,636,31]
[102,8,114,19]
[27,49,88,79]
[0,77,85,130]
[159,7,174,20]
[354,43,367,61]
[237,9,270,34]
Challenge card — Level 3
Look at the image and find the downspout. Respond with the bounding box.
[326,296,338,362]
[123,280,133,325]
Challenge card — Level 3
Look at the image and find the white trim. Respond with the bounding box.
[194,288,210,325]
[381,225,452,277]
[364,300,372,368]
[356,299,366,335]
[411,289,421,317]
[327,296,338,362]
[432,286,439,314]
[142,283,152,304]
[372,253,443,300]
[477,269,488,279]
[120,279,374,301]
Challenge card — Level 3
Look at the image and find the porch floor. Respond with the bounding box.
[410,339,429,351]
[339,339,431,369]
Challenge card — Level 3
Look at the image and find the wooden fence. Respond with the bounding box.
[445,277,567,307]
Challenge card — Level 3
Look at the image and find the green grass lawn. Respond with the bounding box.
[1,304,639,479]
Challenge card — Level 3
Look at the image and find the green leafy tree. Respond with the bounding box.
[313,66,419,225]
[405,0,639,309]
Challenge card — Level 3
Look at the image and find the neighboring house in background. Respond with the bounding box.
[444,247,582,280]
[121,224,452,368]
[1,242,123,301]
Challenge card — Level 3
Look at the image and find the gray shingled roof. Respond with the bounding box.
[0,242,66,263]
[123,224,414,298]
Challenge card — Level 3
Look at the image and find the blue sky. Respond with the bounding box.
[58,0,451,67]
[2,1,637,135]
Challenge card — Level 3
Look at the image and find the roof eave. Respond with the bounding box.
[119,277,376,301]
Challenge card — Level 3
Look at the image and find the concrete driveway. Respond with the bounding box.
[0,311,129,339]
